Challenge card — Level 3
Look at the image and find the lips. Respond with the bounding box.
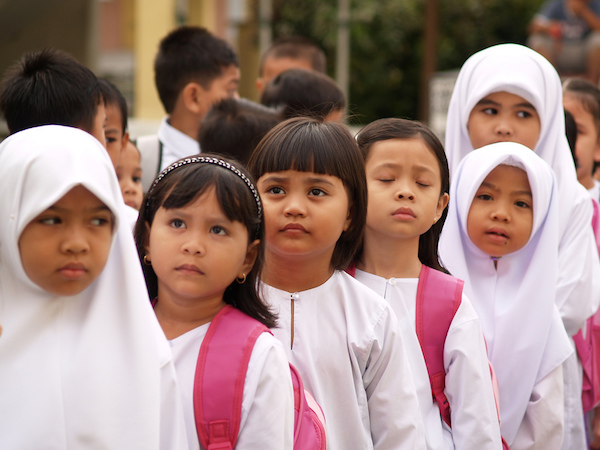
[392,207,415,219]
[282,223,307,233]
[485,228,509,242]
[58,262,87,279]
[176,264,204,275]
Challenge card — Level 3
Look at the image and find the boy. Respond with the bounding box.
[256,36,326,94]
[99,78,129,169]
[0,48,106,146]
[136,26,240,191]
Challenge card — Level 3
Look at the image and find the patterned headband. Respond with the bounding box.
[145,156,262,222]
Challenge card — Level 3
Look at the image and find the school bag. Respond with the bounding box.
[134,135,163,193]
[573,198,600,412]
[193,304,327,450]
[346,263,509,449]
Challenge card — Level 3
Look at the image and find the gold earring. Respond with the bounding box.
[143,255,151,266]
[236,273,247,284]
[433,217,438,224]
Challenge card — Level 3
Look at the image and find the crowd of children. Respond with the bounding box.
[2,23,600,450]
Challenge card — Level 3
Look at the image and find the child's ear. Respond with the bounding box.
[239,239,261,277]
[181,82,205,115]
[436,193,450,219]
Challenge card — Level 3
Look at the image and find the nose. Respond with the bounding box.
[491,203,511,222]
[283,193,307,217]
[60,225,91,254]
[494,118,513,137]
[182,229,205,255]
[395,181,415,200]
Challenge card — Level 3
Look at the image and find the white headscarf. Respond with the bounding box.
[0,125,186,448]
[439,142,573,443]
[445,42,599,336]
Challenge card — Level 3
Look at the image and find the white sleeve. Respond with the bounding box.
[235,333,295,450]
[557,194,600,336]
[510,365,564,450]
[444,295,503,449]
[363,305,427,450]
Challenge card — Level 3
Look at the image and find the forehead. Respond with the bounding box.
[213,64,240,85]
[478,91,536,108]
[104,103,123,129]
[482,164,530,188]
[262,57,314,82]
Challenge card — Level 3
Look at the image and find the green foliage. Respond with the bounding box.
[268,0,547,124]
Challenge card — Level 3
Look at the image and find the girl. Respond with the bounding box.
[439,142,574,449]
[135,154,294,449]
[0,125,187,449]
[563,77,600,201]
[116,139,144,210]
[248,117,427,449]
[353,118,502,449]
[445,43,600,449]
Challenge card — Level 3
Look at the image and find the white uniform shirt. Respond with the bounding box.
[354,270,502,450]
[170,321,294,450]
[157,116,201,171]
[261,270,427,450]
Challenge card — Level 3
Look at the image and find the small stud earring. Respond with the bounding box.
[143,255,151,266]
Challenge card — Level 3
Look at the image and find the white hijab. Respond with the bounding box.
[445,43,584,236]
[439,142,573,444]
[0,126,185,448]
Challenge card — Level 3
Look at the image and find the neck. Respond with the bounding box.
[154,286,226,340]
[580,174,596,191]
[262,250,335,292]
[168,111,201,141]
[358,232,422,278]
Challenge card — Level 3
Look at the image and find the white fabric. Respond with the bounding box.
[444,42,600,337]
[354,271,502,450]
[157,116,201,171]
[439,142,573,445]
[170,322,294,450]
[590,179,600,203]
[510,365,565,450]
[261,270,427,450]
[0,125,188,449]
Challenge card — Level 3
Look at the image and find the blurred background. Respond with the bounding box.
[0,0,545,137]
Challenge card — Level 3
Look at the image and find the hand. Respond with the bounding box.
[590,406,600,449]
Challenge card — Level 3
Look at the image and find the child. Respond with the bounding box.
[563,77,600,201]
[248,117,427,449]
[198,98,281,166]
[260,68,346,122]
[99,78,129,169]
[116,140,144,211]
[0,125,187,448]
[134,155,294,449]
[0,48,106,146]
[353,118,502,449]
[136,26,240,191]
[445,43,600,448]
[256,35,327,94]
[439,142,574,449]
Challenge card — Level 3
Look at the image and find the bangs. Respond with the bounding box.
[251,117,359,184]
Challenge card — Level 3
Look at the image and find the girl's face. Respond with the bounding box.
[467,164,533,257]
[563,93,600,189]
[364,138,448,243]
[467,91,541,151]
[146,187,258,304]
[257,170,351,265]
[116,141,143,210]
[18,185,114,296]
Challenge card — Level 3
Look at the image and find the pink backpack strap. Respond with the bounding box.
[194,305,269,449]
[416,265,463,428]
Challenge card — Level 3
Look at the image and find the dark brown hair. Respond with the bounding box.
[134,154,275,327]
[356,118,450,272]
[248,117,366,270]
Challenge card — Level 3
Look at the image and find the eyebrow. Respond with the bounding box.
[260,175,336,187]
[376,162,436,174]
[476,98,536,109]
[48,204,111,213]
[479,181,532,197]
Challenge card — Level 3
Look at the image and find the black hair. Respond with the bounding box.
[248,117,366,270]
[134,154,275,328]
[564,108,579,169]
[259,36,327,75]
[260,68,345,121]
[99,78,128,134]
[563,77,600,173]
[0,48,102,134]
[355,118,450,273]
[154,26,239,114]
[198,98,281,166]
